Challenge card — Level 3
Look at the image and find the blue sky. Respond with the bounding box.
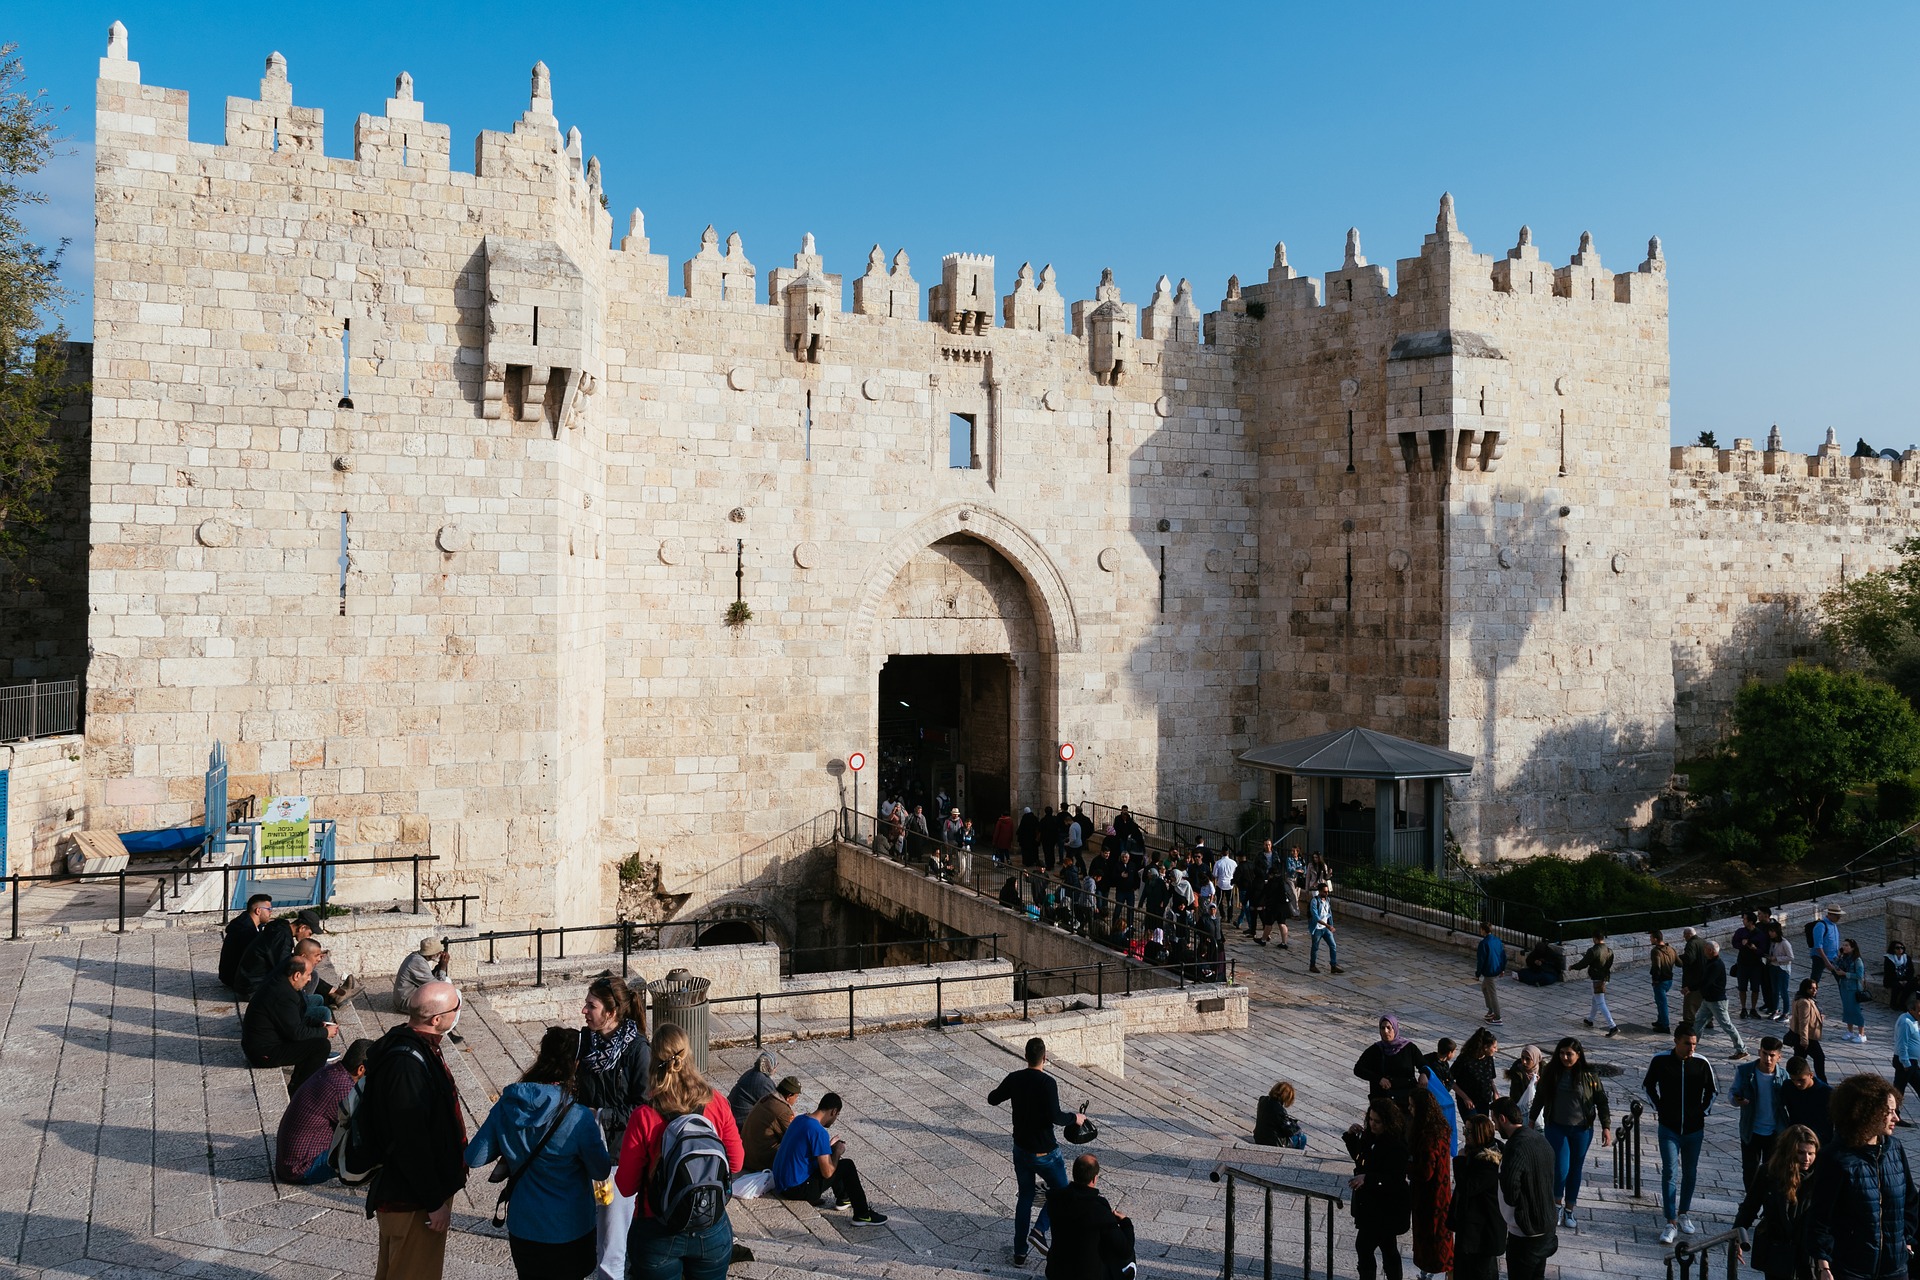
[11,1,1917,453]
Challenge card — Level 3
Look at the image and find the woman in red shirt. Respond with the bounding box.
[614,1025,744,1279]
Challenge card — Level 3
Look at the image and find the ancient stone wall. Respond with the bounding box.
[1669,438,1920,755]
[83,31,1258,925]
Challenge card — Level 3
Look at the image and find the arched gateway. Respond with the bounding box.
[851,506,1078,825]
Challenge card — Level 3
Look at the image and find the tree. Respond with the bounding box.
[0,42,72,572]
[1696,430,1718,449]
[1729,666,1920,830]
[1819,536,1920,664]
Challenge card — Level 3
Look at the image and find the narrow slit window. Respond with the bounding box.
[949,413,976,469]
[271,118,279,152]
[337,320,354,409]
[531,306,540,346]
[1346,409,1355,473]
[1559,409,1567,475]
[804,390,813,462]
[338,513,350,616]
[1560,546,1569,611]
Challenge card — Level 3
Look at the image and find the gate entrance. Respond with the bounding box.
[877,654,1012,829]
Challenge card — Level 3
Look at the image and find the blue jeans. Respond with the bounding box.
[1013,1146,1068,1252]
[1772,969,1791,1015]
[1311,926,1338,968]
[1544,1122,1594,1206]
[1657,1125,1705,1221]
[626,1212,733,1280]
[294,1148,333,1185]
[1652,978,1673,1027]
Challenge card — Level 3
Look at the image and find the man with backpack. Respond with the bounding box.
[359,981,469,1279]
[770,1092,888,1224]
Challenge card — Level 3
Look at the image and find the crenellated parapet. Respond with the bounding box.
[1671,428,1920,485]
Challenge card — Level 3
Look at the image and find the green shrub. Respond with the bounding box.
[1880,777,1920,824]
[1341,864,1479,915]
[617,852,645,884]
[1483,853,1693,939]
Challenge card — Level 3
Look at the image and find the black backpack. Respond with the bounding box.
[648,1107,733,1233]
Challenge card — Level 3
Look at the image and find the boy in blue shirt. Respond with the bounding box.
[771,1092,888,1225]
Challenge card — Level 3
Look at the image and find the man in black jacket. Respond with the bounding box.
[1644,1023,1717,1244]
[1044,1154,1135,1280]
[239,957,335,1093]
[362,980,467,1280]
[1491,1099,1556,1280]
[219,894,273,990]
[988,1037,1088,1266]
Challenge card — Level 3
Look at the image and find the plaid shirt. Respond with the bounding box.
[275,1060,354,1180]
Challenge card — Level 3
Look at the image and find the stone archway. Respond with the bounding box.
[851,506,1073,824]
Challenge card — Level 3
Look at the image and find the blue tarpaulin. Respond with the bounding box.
[118,826,207,856]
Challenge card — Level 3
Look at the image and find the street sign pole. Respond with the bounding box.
[848,751,867,843]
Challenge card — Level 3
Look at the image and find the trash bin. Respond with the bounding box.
[649,968,713,1076]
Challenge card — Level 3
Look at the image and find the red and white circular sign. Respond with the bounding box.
[1058,742,1075,762]
[847,752,866,772]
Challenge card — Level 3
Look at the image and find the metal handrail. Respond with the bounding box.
[0,677,80,741]
[846,807,1241,967]
[5,851,444,940]
[1210,1162,1345,1280]
[782,932,1003,976]
[1613,1099,1644,1197]
[708,954,1235,1047]
[1667,1228,1740,1280]
[1082,800,1237,852]
[440,913,775,987]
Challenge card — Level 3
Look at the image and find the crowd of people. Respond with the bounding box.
[217,841,1920,1280]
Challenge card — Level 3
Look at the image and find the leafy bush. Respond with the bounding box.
[1880,777,1920,824]
[1483,853,1693,939]
[1730,666,1920,830]
[1341,864,1478,915]
[617,852,646,883]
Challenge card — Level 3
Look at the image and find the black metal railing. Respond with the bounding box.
[214,853,441,921]
[422,894,478,929]
[1667,1229,1740,1280]
[708,954,1235,1048]
[5,851,445,940]
[782,932,1003,977]
[844,807,1240,972]
[439,914,775,988]
[0,678,79,741]
[1083,800,1238,853]
[1613,1099,1644,1197]
[1210,1163,1345,1280]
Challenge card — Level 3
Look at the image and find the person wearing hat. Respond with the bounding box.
[393,935,462,1042]
[1810,906,1844,1001]
[743,1075,803,1173]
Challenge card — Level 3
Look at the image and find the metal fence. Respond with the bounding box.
[1211,1162,1347,1280]
[0,679,79,741]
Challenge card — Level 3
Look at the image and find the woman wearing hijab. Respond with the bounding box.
[1355,1016,1425,1103]
[1506,1046,1544,1127]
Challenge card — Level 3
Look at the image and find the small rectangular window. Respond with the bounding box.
[949,413,976,470]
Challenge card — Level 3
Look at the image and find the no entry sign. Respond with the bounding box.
[848,751,866,772]
[1058,742,1075,762]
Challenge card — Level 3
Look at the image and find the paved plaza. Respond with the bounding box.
[0,904,1902,1279]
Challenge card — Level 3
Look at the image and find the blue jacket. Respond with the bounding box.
[1810,1137,1920,1280]
[1729,1060,1790,1144]
[1475,934,1506,979]
[464,1083,612,1243]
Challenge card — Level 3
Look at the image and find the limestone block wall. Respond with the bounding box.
[0,735,87,879]
[1434,220,1674,860]
[1669,443,1920,755]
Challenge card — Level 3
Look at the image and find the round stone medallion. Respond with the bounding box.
[728,366,754,392]
[1097,547,1119,572]
[436,524,469,553]
[794,542,820,569]
[861,377,882,401]
[195,518,235,548]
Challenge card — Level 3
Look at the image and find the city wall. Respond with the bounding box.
[47,24,1920,922]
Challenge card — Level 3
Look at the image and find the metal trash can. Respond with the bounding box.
[648,968,713,1076]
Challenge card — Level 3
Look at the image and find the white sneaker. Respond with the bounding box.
[1659,1223,1678,1245]
[1679,1215,1699,1235]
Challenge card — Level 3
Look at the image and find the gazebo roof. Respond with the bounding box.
[1239,727,1474,780]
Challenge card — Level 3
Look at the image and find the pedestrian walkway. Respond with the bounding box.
[0,903,1904,1278]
